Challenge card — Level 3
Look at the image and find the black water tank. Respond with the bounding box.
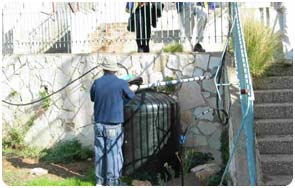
[123,90,180,175]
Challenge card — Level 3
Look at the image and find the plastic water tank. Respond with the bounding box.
[123,90,179,175]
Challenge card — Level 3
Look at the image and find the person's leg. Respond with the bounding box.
[94,123,106,185]
[135,7,144,53]
[193,5,207,44]
[143,39,150,52]
[104,124,124,186]
[192,5,207,52]
[141,5,151,53]
[136,39,144,52]
[178,4,194,50]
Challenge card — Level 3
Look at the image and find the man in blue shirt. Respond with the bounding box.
[90,59,135,186]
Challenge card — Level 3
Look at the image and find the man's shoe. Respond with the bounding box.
[193,43,205,52]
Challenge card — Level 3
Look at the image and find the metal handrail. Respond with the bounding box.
[219,2,256,186]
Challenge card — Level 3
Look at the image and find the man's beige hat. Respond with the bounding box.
[100,58,118,71]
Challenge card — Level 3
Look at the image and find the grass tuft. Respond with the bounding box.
[22,169,96,186]
[163,43,183,53]
[242,14,281,78]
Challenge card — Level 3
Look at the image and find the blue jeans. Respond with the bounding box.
[94,123,124,186]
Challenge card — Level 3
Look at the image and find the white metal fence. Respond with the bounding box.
[2,2,231,54]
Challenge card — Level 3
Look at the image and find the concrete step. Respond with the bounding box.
[265,63,293,77]
[254,103,293,119]
[260,154,293,175]
[254,89,293,104]
[257,135,293,154]
[263,175,293,186]
[255,119,293,136]
[253,76,293,90]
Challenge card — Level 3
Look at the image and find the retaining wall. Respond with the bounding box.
[2,52,224,164]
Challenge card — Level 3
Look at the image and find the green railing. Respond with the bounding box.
[220,2,256,186]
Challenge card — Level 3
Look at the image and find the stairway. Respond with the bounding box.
[254,63,293,186]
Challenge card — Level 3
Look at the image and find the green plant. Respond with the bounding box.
[8,90,18,98]
[23,177,93,186]
[23,115,37,132]
[4,168,95,186]
[157,76,177,94]
[39,90,51,110]
[204,167,227,186]
[2,123,46,159]
[40,139,93,163]
[2,127,25,150]
[22,146,47,158]
[120,176,133,185]
[242,15,280,78]
[23,169,95,186]
[183,150,214,174]
[163,43,183,53]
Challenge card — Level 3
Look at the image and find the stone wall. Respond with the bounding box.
[2,52,223,163]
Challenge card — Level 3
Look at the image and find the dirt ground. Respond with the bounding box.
[2,155,93,186]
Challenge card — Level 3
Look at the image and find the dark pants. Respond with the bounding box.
[135,4,151,53]
[136,39,150,52]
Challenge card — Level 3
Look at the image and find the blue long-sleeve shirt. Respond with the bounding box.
[90,73,135,124]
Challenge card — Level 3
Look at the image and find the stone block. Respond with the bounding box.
[191,163,220,173]
[182,64,195,77]
[208,128,222,150]
[181,110,193,128]
[206,97,217,109]
[193,68,204,77]
[202,79,217,93]
[30,168,48,176]
[197,121,219,136]
[132,180,152,186]
[209,57,221,71]
[167,54,182,71]
[191,163,221,185]
[194,54,210,70]
[77,126,94,147]
[184,133,196,147]
[178,82,205,111]
[163,67,175,78]
[196,135,208,146]
[181,54,195,66]
[149,71,163,84]
[154,54,167,72]
[190,127,200,135]
[202,91,211,98]
[193,107,214,121]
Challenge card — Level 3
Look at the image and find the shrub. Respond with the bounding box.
[242,15,280,78]
[163,43,183,53]
[2,127,25,150]
[41,139,93,163]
